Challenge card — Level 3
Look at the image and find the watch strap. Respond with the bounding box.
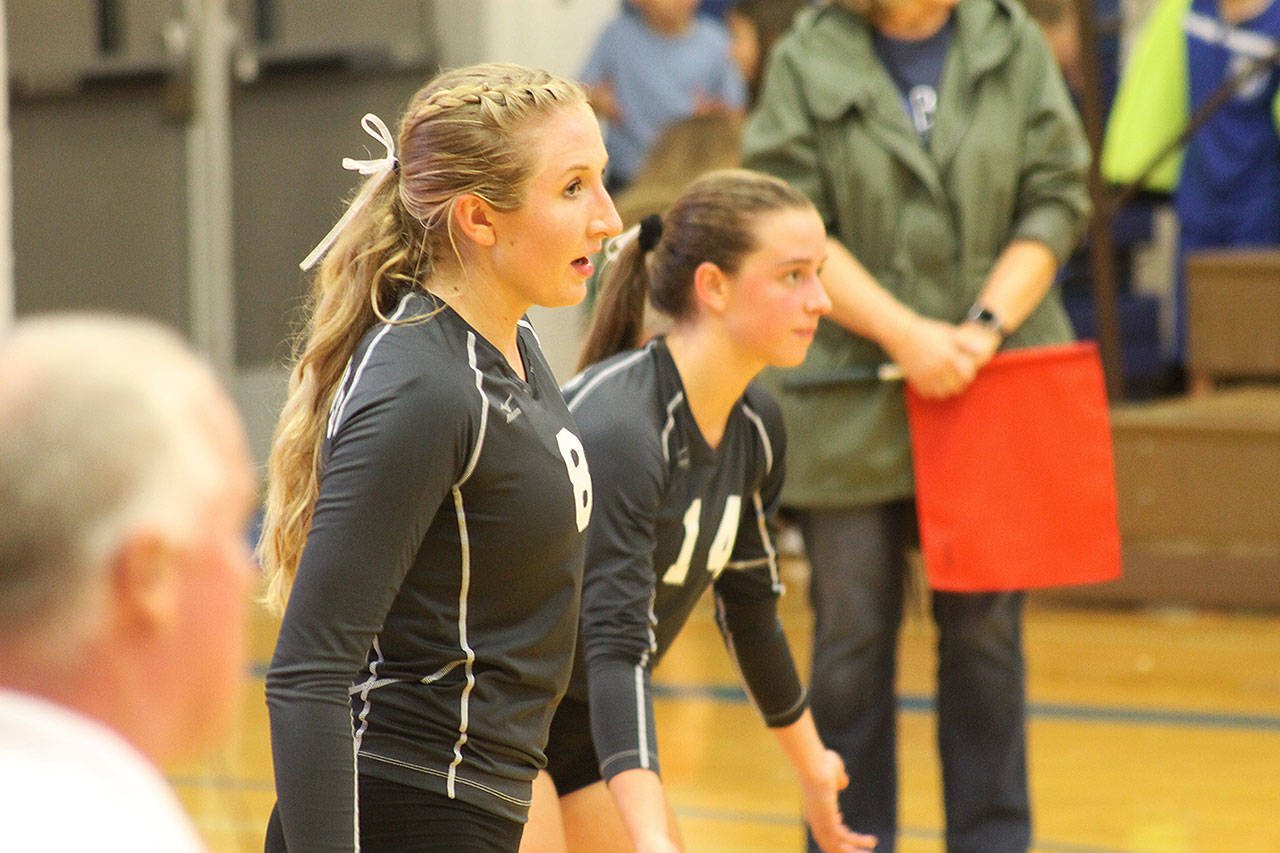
[965,304,1007,338]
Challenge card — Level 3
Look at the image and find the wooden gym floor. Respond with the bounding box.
[171,556,1280,852]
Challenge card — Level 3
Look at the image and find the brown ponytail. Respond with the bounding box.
[577,168,815,372]
[577,235,651,371]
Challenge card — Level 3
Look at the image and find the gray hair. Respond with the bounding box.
[0,314,235,632]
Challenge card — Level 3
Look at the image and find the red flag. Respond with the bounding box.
[905,342,1122,591]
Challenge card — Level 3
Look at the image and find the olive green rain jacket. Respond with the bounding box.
[742,0,1091,509]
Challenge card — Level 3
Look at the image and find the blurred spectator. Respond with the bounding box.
[0,314,256,852]
[743,0,1090,849]
[1102,0,1280,367]
[727,0,813,104]
[583,0,747,191]
[612,112,743,225]
[1023,0,1083,91]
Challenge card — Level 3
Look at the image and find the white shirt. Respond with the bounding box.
[0,689,206,852]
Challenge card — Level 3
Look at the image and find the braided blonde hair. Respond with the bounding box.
[259,64,589,612]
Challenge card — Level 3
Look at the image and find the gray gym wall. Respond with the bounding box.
[6,0,613,470]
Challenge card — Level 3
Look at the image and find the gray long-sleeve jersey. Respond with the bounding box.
[558,338,807,782]
[265,292,592,850]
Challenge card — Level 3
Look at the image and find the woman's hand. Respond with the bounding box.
[954,321,1002,371]
[588,80,622,122]
[888,314,978,399]
[800,750,878,852]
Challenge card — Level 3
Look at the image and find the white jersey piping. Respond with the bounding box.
[633,664,651,770]
[752,490,783,593]
[740,402,774,474]
[659,392,683,465]
[444,331,488,797]
[327,292,414,439]
[565,344,652,413]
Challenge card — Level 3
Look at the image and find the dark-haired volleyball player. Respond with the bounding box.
[522,170,877,853]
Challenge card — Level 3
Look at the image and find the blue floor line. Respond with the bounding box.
[247,661,1280,732]
[671,804,1129,853]
[650,682,1280,733]
[173,772,1128,853]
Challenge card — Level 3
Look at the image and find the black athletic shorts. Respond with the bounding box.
[542,695,603,796]
[264,776,525,852]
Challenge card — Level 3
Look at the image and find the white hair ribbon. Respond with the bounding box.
[602,222,643,267]
[298,113,398,271]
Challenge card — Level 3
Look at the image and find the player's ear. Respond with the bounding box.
[452,194,498,247]
[108,530,180,634]
[692,261,730,315]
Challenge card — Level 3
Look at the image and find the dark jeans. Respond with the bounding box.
[797,502,1031,853]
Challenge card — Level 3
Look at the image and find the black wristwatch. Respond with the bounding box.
[965,303,1008,339]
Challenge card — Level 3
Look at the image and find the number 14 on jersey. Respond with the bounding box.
[661,495,742,586]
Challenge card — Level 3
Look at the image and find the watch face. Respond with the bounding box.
[968,305,1005,335]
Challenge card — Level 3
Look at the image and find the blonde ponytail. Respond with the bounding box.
[258,64,589,612]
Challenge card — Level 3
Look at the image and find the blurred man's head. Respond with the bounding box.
[631,0,701,35]
[0,314,256,765]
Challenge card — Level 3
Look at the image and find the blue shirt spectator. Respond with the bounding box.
[582,4,746,188]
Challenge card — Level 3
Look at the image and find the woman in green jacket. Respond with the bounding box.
[742,0,1090,850]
